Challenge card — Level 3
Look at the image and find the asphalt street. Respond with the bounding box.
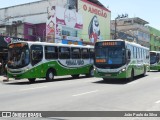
[0,71,160,120]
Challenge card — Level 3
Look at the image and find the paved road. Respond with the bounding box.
[0,71,160,120]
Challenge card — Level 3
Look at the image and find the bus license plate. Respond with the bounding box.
[105,74,111,76]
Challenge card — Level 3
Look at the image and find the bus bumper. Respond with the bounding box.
[8,73,23,79]
[94,70,127,79]
[150,65,160,71]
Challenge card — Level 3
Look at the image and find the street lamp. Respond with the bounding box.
[114,14,128,39]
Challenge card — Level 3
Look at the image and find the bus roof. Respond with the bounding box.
[96,39,149,50]
[150,51,160,53]
[9,41,94,48]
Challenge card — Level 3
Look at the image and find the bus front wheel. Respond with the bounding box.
[46,69,54,81]
[28,78,36,83]
[129,70,134,81]
[142,67,146,77]
[86,67,94,77]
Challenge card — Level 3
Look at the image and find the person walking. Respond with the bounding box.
[3,64,9,82]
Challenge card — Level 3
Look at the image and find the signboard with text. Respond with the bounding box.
[78,0,111,44]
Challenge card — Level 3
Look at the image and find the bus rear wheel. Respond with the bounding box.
[28,78,36,83]
[71,74,79,79]
[46,70,54,81]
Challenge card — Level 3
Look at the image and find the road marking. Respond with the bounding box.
[72,90,99,97]
[155,100,160,104]
[20,86,47,91]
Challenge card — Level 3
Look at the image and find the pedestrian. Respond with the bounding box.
[3,64,9,82]
[0,62,2,75]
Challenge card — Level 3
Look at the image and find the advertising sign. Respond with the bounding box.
[46,6,83,43]
[56,6,83,29]
[78,0,111,44]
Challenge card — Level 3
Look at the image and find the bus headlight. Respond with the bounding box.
[121,68,126,72]
[94,67,98,73]
[25,67,30,72]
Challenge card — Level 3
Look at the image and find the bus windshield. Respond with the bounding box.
[8,43,30,69]
[95,46,125,68]
[150,52,158,64]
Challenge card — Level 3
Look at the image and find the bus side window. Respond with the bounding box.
[59,47,70,59]
[31,45,43,66]
[81,48,89,59]
[89,48,94,59]
[71,47,81,59]
[45,46,58,59]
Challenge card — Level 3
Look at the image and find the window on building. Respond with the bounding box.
[67,0,77,9]
[28,28,33,35]
[124,20,132,24]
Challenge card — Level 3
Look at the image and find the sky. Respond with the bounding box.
[99,0,160,30]
[0,0,159,30]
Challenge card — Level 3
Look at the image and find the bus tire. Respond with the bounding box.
[103,78,108,81]
[142,67,146,77]
[46,69,54,81]
[28,78,36,83]
[71,74,79,79]
[129,69,134,81]
[86,67,94,77]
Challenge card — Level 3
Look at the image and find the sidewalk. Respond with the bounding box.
[0,75,10,82]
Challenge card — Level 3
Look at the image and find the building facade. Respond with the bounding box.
[111,17,150,48]
[0,0,111,74]
[148,26,160,51]
[0,0,111,45]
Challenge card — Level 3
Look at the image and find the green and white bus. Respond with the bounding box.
[94,39,150,81]
[150,51,160,71]
[7,41,94,82]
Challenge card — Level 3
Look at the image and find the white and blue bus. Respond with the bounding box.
[150,51,160,71]
[94,39,150,81]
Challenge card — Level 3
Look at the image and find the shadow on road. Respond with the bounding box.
[4,76,89,85]
[93,74,148,85]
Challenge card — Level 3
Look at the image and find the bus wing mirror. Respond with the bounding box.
[32,51,36,60]
[128,51,131,59]
[126,50,131,59]
[126,49,131,64]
